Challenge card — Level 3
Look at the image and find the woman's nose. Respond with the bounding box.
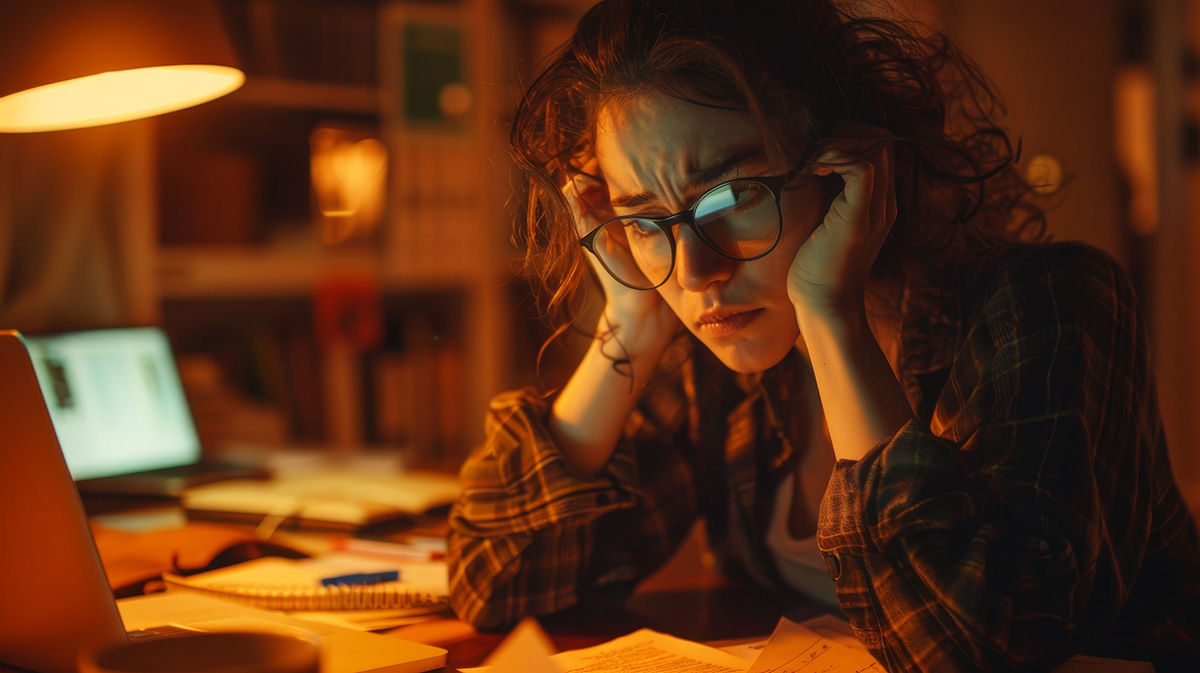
[674,225,734,291]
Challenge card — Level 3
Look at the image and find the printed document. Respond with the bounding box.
[468,617,877,673]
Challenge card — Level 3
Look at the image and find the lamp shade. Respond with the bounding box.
[0,0,244,133]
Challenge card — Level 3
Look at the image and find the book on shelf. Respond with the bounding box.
[371,303,469,466]
[226,0,378,85]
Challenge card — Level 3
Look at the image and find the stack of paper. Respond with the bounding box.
[469,617,880,673]
[472,615,1154,673]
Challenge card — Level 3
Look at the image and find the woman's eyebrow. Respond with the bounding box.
[609,149,765,210]
[684,149,764,192]
[608,191,657,210]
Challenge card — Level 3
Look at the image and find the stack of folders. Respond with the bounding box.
[181,469,462,532]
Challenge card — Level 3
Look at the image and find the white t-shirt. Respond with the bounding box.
[765,472,841,610]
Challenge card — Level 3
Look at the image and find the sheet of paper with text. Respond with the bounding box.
[744,618,882,673]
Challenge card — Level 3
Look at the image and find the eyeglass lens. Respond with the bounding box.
[591,180,780,289]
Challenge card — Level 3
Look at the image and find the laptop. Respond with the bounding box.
[0,330,448,673]
[23,326,268,496]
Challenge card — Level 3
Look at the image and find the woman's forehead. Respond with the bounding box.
[593,93,763,189]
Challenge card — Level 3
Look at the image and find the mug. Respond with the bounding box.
[78,632,320,673]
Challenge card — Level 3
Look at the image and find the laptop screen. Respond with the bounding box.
[24,327,202,481]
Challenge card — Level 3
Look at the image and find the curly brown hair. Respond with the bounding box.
[511,0,1046,354]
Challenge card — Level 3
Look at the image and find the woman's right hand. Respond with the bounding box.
[549,170,679,478]
[564,171,678,367]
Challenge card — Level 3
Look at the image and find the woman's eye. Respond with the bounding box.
[625,218,659,239]
[731,186,755,206]
[697,182,758,221]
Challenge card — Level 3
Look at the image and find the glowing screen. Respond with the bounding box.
[25,327,201,481]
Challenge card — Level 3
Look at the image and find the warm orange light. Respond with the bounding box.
[311,127,388,246]
[1114,65,1158,236]
[1025,153,1065,196]
[0,65,244,133]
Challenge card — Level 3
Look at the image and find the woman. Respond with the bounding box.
[447,0,1200,670]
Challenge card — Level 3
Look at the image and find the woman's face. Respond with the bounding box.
[593,93,827,373]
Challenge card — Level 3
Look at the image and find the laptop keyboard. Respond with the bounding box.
[127,615,332,642]
[126,624,199,639]
[149,463,245,478]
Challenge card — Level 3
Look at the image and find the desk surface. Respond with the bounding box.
[395,582,819,671]
[385,518,820,670]
[78,505,825,673]
[19,506,1155,673]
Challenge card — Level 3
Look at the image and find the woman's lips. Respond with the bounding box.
[696,308,764,337]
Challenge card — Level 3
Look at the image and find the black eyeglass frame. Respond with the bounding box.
[578,168,802,290]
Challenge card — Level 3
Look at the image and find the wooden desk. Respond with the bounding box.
[394,582,822,671]
[62,501,1164,673]
[86,508,829,672]
[387,523,829,671]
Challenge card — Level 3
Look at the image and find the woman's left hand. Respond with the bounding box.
[785,127,913,461]
[786,127,897,320]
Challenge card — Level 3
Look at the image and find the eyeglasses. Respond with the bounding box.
[578,169,799,290]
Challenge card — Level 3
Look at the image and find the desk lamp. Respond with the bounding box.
[0,0,244,133]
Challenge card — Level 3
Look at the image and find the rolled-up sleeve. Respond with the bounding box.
[448,383,700,629]
[818,245,1196,670]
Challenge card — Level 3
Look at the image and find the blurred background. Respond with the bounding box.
[0,0,1197,514]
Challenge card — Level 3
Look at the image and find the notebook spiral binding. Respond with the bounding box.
[161,574,448,613]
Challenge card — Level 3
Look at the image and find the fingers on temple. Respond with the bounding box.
[562,173,614,236]
[885,142,897,230]
[814,135,896,234]
[562,175,587,233]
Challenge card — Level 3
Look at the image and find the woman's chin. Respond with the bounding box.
[689,307,801,374]
[703,338,795,374]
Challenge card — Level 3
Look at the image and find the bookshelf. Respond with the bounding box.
[149,0,522,468]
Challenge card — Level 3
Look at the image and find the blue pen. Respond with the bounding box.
[320,570,400,587]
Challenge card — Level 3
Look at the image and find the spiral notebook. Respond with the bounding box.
[161,553,450,630]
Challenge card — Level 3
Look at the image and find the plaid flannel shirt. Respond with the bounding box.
[448,243,1200,671]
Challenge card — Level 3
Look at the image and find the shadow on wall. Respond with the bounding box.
[0,123,157,333]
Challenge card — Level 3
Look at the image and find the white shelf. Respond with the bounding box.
[157,247,381,298]
[156,246,510,299]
